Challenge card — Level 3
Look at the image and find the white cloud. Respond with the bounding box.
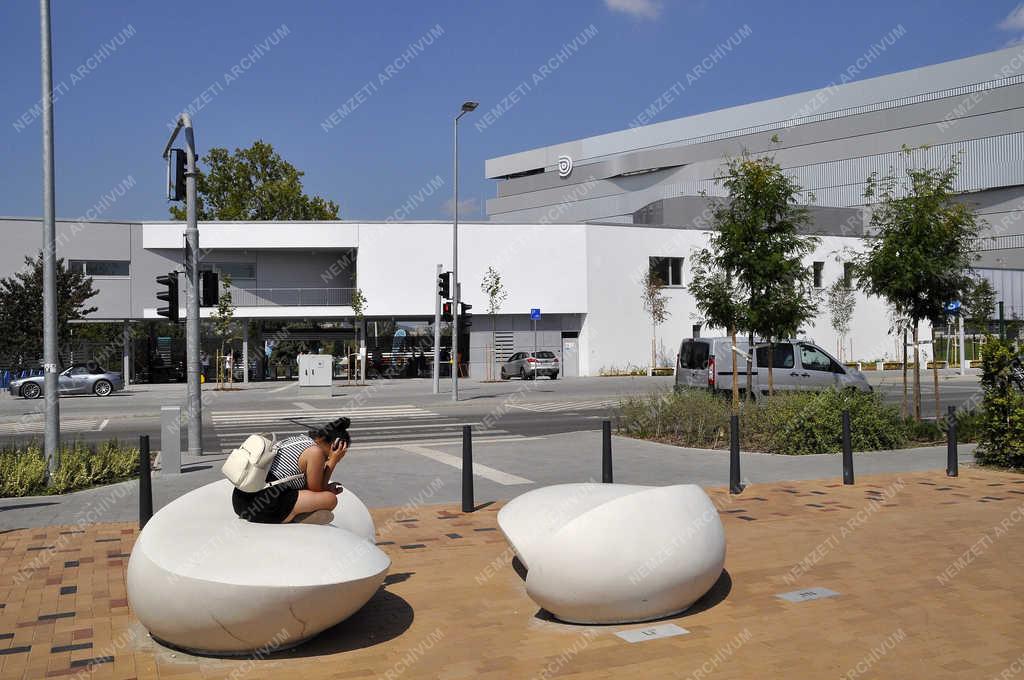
[998,3,1024,31]
[605,0,662,20]
[442,197,480,217]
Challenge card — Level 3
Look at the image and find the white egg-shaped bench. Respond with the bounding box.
[127,480,390,655]
[498,483,725,624]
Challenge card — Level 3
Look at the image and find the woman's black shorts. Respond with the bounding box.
[232,485,299,524]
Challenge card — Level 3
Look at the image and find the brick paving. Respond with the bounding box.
[1,468,1023,679]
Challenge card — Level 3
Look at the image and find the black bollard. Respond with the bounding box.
[946,405,958,477]
[842,409,854,485]
[602,419,613,483]
[462,425,474,512]
[729,414,742,494]
[139,434,153,529]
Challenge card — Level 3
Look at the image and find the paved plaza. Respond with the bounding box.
[1,467,1022,679]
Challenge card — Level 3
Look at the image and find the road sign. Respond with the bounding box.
[530,308,541,320]
[945,300,961,313]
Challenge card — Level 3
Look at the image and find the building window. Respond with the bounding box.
[813,261,824,288]
[843,262,855,288]
[201,262,257,281]
[67,260,130,277]
[649,256,684,286]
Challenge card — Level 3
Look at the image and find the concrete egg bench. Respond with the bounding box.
[127,480,390,655]
[497,483,726,624]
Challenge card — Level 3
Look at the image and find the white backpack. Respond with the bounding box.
[221,434,303,492]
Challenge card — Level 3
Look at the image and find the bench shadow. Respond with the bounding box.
[282,587,414,657]
[0,501,60,512]
[531,569,732,625]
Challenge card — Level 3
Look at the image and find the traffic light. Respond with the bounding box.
[201,270,219,307]
[156,272,179,322]
[437,271,452,300]
[442,301,454,323]
[167,148,187,201]
[460,302,473,328]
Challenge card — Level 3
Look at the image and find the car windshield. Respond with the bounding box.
[532,351,556,359]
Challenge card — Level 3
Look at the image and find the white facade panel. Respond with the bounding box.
[143,222,359,250]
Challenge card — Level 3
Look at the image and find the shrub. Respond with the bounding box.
[974,338,1024,469]
[0,439,140,498]
[618,389,731,448]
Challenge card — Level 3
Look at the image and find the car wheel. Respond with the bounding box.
[550,373,558,380]
[21,382,41,399]
[93,380,112,397]
[500,368,509,380]
[520,368,527,380]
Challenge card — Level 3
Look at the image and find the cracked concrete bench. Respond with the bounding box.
[127,479,389,655]
[497,483,725,624]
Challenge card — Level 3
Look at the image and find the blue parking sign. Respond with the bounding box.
[530,308,541,320]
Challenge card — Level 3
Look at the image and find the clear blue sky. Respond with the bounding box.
[1,0,1021,222]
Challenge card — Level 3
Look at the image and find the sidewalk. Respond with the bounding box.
[1,468,1021,678]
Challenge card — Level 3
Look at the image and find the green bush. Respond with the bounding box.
[0,439,139,498]
[618,389,731,448]
[975,338,1024,469]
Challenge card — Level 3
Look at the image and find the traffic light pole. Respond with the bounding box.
[163,114,202,457]
[433,264,442,395]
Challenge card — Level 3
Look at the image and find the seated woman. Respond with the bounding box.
[232,417,350,524]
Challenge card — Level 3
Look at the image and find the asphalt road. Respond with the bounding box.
[0,370,984,454]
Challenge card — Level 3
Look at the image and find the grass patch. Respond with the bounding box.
[616,388,978,455]
[0,440,139,498]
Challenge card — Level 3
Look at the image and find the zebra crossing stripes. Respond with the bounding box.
[509,399,619,413]
[210,404,439,429]
[0,418,105,436]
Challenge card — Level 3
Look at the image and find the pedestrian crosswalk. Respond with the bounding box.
[0,417,108,436]
[211,404,532,451]
[509,399,619,413]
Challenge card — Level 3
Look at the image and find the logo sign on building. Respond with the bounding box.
[557,155,573,178]
[530,308,541,321]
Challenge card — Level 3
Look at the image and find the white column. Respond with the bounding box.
[242,323,250,384]
[122,320,131,386]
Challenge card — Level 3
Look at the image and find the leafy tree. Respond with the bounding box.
[854,148,981,420]
[974,338,1024,469]
[169,140,339,221]
[480,267,508,379]
[688,254,748,412]
[826,278,857,361]
[0,254,98,368]
[641,270,671,375]
[962,277,995,335]
[210,274,237,387]
[350,288,367,382]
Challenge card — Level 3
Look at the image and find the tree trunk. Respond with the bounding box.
[932,323,941,421]
[745,331,753,401]
[901,329,908,418]
[650,319,656,377]
[491,315,496,382]
[730,325,739,414]
[768,341,775,396]
[912,322,921,421]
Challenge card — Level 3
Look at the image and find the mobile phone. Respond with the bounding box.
[333,437,342,448]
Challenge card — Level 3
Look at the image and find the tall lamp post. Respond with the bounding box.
[40,0,60,472]
[452,100,477,401]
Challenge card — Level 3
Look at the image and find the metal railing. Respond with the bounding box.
[229,287,355,307]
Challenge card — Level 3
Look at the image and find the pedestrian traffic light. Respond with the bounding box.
[201,270,219,307]
[156,272,179,322]
[437,271,452,300]
[442,301,453,323]
[460,302,473,328]
[167,148,187,202]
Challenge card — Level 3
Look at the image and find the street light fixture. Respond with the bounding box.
[451,100,478,401]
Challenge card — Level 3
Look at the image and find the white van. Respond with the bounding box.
[674,336,871,396]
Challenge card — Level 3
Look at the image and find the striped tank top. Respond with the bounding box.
[267,435,312,490]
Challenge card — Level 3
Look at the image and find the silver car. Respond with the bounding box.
[8,363,124,399]
[501,351,559,380]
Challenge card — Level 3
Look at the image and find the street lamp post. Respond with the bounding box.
[452,100,477,402]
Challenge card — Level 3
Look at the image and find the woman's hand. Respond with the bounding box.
[327,481,344,495]
[328,439,348,462]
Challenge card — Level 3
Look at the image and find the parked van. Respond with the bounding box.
[675,336,871,396]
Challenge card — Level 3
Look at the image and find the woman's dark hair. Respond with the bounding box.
[308,416,351,445]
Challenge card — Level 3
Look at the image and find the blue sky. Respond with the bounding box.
[1,0,1022,222]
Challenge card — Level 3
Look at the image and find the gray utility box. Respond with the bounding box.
[298,353,333,387]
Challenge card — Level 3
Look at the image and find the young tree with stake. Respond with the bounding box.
[641,269,671,375]
[480,267,508,380]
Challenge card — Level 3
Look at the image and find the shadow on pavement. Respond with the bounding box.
[282,587,414,657]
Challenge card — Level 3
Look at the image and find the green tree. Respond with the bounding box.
[0,254,98,368]
[641,269,671,375]
[480,267,508,379]
[688,255,748,412]
[974,338,1024,469]
[210,274,237,387]
[854,148,981,420]
[350,288,367,383]
[962,277,995,335]
[169,140,339,221]
[826,277,857,361]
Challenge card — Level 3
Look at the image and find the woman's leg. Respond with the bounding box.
[282,490,338,523]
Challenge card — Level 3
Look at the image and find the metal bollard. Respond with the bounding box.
[462,425,474,513]
[842,409,854,485]
[602,419,613,483]
[139,434,153,529]
[729,414,743,494]
[946,405,958,477]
